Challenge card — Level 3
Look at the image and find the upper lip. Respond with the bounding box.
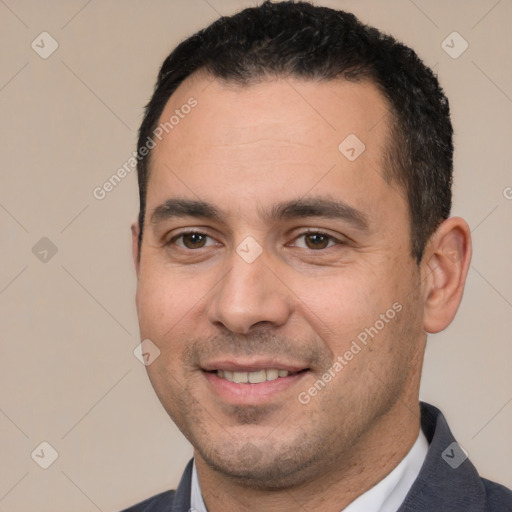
[201,359,308,373]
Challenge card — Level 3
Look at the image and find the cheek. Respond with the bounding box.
[136,269,200,413]
[295,273,388,347]
[136,264,198,341]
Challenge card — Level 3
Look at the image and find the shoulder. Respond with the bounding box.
[399,403,512,511]
[120,490,175,512]
[482,478,512,511]
[120,458,193,512]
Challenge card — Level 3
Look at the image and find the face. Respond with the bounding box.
[133,74,427,488]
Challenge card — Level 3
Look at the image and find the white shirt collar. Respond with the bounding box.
[190,461,207,512]
[342,428,429,512]
[190,429,428,512]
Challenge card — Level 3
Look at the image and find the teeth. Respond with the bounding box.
[233,371,248,383]
[266,369,279,381]
[216,368,290,383]
[248,370,266,383]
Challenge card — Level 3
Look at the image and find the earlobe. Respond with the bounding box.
[131,221,141,278]
[422,217,472,334]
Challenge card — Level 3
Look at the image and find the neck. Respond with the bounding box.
[195,398,422,512]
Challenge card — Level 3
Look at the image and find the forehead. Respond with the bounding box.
[147,74,405,230]
[153,73,390,161]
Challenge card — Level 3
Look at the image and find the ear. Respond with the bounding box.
[421,217,472,334]
[131,221,141,279]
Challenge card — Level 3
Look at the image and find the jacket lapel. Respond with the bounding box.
[171,459,193,512]
[398,402,486,511]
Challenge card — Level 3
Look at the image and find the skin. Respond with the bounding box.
[132,73,472,512]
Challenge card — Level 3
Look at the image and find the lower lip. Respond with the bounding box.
[203,371,307,405]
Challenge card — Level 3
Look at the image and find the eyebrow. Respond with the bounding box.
[150,198,223,224]
[269,197,370,231]
[150,197,370,232]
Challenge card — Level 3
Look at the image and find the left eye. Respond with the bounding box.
[293,232,339,250]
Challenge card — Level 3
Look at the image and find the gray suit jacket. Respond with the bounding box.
[121,402,512,511]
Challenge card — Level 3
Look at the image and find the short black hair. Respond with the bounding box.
[136,0,453,263]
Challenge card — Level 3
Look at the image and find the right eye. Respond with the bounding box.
[168,231,217,250]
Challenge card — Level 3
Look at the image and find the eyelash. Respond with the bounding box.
[166,230,345,250]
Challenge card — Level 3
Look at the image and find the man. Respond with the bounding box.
[123,1,511,511]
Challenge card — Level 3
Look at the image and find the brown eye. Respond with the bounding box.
[304,233,330,249]
[182,233,207,249]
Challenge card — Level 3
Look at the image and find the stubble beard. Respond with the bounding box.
[152,292,423,490]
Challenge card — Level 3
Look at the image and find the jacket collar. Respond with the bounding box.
[397,401,486,511]
[171,459,193,512]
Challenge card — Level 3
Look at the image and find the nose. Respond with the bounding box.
[207,248,294,335]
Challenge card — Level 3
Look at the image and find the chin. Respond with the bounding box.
[196,437,322,490]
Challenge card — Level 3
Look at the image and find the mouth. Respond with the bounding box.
[213,368,305,383]
[201,362,310,405]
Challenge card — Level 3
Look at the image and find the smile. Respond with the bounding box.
[202,364,309,405]
[216,368,294,383]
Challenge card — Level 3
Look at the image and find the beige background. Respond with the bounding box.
[0,1,511,510]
